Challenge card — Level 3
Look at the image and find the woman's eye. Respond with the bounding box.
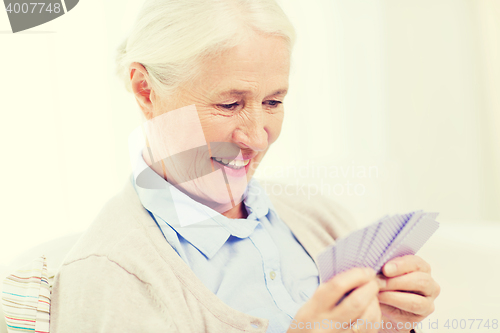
[265,100,283,107]
[219,102,239,111]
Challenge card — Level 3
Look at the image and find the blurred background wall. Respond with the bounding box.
[1,0,499,265]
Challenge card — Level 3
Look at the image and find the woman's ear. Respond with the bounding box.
[129,62,155,120]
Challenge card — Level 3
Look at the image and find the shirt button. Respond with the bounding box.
[269,271,276,280]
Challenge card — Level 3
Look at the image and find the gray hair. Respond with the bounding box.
[116,0,296,98]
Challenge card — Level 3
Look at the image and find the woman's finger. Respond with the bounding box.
[382,255,431,278]
[355,298,382,333]
[378,291,434,316]
[378,271,438,297]
[315,267,376,308]
[335,279,380,320]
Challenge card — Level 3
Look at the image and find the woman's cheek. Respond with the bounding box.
[266,112,284,144]
[198,112,229,142]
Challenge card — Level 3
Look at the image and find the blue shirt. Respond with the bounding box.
[131,149,320,333]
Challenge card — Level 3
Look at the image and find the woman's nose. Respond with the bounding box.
[232,109,269,152]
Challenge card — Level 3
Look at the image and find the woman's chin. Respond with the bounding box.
[193,182,247,214]
[206,188,246,214]
[170,168,249,214]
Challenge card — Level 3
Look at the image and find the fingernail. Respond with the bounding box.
[384,263,396,275]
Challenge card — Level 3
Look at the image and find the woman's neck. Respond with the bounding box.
[221,201,248,219]
[142,148,249,220]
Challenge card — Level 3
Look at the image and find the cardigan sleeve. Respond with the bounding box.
[50,254,175,333]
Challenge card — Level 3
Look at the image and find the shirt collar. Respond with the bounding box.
[129,135,273,259]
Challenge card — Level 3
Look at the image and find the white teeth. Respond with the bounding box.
[211,157,250,169]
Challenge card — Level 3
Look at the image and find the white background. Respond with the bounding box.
[1,0,500,329]
[0,0,499,265]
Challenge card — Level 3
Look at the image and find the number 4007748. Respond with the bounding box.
[5,3,62,14]
[444,319,498,330]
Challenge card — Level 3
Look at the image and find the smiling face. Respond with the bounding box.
[135,32,291,218]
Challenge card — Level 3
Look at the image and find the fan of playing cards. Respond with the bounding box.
[317,210,439,283]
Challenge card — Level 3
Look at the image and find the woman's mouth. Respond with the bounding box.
[211,157,250,170]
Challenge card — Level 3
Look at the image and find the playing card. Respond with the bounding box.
[317,242,336,283]
[357,216,386,266]
[335,227,365,274]
[373,211,426,271]
[316,211,439,282]
[364,212,414,268]
[375,212,439,272]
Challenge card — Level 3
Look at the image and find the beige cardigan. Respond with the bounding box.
[50,178,356,332]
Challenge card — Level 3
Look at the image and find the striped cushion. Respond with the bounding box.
[1,256,52,333]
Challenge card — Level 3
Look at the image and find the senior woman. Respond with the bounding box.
[50,0,440,332]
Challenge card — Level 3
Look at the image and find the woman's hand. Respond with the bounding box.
[377,255,440,332]
[288,267,381,333]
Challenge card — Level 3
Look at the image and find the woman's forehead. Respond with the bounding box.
[213,88,289,100]
[193,35,291,97]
